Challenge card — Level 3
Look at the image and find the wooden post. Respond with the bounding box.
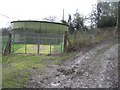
[3,33,12,55]
[64,31,71,52]
[49,34,52,55]
[64,31,67,52]
[13,30,15,53]
[8,33,12,54]
[74,29,77,40]
[50,38,52,55]
[25,37,27,54]
[37,34,40,54]
[61,38,63,53]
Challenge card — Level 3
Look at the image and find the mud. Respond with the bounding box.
[26,40,118,88]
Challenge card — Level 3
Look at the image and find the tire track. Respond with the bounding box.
[27,41,118,88]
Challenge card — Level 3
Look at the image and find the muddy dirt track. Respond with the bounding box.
[27,39,119,88]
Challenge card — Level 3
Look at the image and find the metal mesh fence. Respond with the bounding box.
[12,30,64,55]
[2,34,10,54]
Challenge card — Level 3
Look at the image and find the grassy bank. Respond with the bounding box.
[2,52,76,88]
[66,27,116,52]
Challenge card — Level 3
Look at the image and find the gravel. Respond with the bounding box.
[27,40,119,88]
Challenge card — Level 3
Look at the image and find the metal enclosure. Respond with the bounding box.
[11,20,68,34]
[11,20,68,54]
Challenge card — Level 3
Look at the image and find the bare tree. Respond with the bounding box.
[72,10,85,30]
[43,16,57,22]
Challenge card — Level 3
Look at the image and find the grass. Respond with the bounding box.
[2,52,76,88]
[12,44,63,54]
[2,27,117,88]
[66,28,116,52]
[2,36,9,52]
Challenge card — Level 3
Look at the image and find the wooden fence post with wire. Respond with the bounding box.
[64,31,71,52]
[4,33,12,55]
[9,33,12,54]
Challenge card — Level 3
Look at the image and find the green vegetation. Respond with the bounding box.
[96,2,117,28]
[2,52,76,88]
[66,27,115,52]
[12,44,63,54]
[1,1,119,88]
[2,26,117,88]
[2,36,9,52]
[12,44,25,53]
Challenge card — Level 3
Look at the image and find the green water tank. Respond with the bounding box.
[11,20,68,34]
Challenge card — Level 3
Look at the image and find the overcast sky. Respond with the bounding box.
[0,0,97,28]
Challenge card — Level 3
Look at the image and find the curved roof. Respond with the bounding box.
[11,20,68,26]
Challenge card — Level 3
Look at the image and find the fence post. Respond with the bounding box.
[25,37,27,54]
[62,35,64,52]
[8,33,12,54]
[64,31,67,52]
[61,38,62,53]
[12,30,15,53]
[37,34,40,54]
[3,33,12,55]
[49,38,51,55]
[64,31,70,52]
[74,29,77,40]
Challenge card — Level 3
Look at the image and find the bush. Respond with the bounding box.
[65,27,115,52]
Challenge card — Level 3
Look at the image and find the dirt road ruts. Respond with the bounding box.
[27,40,118,88]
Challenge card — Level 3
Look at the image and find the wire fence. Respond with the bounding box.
[73,27,116,40]
[12,30,64,55]
[2,27,116,55]
[2,35,10,54]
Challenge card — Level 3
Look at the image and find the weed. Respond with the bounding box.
[2,52,75,88]
[66,27,116,52]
